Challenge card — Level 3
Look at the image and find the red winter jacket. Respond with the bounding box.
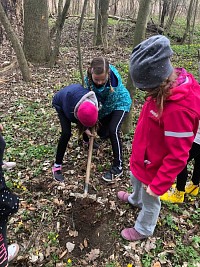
[130,71,200,196]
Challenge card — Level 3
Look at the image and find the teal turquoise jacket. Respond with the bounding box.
[84,65,132,119]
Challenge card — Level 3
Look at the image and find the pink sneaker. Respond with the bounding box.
[52,166,64,183]
[117,191,130,202]
[121,228,147,241]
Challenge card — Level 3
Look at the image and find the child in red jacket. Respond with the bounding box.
[117,35,200,241]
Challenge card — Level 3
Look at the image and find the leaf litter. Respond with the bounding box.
[0,18,200,267]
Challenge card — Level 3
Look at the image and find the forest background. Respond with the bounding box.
[0,0,200,266]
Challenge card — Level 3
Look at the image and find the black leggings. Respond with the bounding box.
[176,142,200,191]
[0,168,8,267]
[98,110,128,168]
[0,222,8,267]
[0,134,6,166]
[55,111,72,165]
[55,110,128,168]
[55,111,88,164]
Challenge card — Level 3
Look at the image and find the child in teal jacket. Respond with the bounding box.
[85,57,132,182]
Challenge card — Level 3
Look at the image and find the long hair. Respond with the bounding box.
[146,71,177,117]
[86,57,114,92]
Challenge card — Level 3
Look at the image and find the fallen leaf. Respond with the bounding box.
[79,243,84,251]
[59,249,68,259]
[86,248,100,261]
[109,200,116,210]
[153,262,161,267]
[68,229,78,237]
[27,205,37,211]
[29,254,38,263]
[66,242,75,252]
[83,238,88,247]
[53,198,64,206]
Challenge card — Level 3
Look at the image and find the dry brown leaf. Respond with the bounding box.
[109,200,116,210]
[27,205,37,211]
[86,248,100,261]
[153,262,161,267]
[59,249,68,259]
[79,243,84,251]
[53,198,64,206]
[45,246,51,257]
[83,238,88,247]
[68,229,78,237]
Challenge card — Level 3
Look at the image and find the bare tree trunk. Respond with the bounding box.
[0,1,31,81]
[110,0,119,16]
[190,0,198,44]
[23,0,51,63]
[133,0,151,47]
[123,0,152,134]
[181,0,195,44]
[53,0,57,15]
[73,0,80,15]
[160,0,170,27]
[77,0,88,85]
[93,0,99,45]
[165,0,179,31]
[94,0,109,47]
[87,0,93,16]
[49,0,71,66]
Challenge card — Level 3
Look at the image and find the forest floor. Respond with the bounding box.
[0,18,200,267]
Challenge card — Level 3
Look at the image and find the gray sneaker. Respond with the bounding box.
[52,166,64,182]
[102,166,123,182]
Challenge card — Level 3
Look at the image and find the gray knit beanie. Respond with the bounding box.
[129,35,174,89]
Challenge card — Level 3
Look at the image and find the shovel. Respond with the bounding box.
[84,128,95,195]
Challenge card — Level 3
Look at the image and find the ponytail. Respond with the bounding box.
[146,71,177,117]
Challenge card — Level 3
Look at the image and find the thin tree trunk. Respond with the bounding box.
[0,1,31,81]
[94,0,109,47]
[101,0,109,48]
[133,0,152,49]
[77,0,88,85]
[49,0,71,67]
[54,0,57,15]
[181,0,195,44]
[165,0,179,32]
[123,0,152,134]
[190,0,198,44]
[93,0,99,45]
[160,0,170,27]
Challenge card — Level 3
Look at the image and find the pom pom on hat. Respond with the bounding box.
[129,35,174,90]
[77,101,98,127]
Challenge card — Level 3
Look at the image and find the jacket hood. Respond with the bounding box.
[168,69,200,118]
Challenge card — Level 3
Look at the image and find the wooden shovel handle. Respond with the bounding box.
[84,128,95,194]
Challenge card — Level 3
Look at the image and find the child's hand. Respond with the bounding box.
[85,129,96,137]
[146,185,159,198]
[0,124,3,132]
